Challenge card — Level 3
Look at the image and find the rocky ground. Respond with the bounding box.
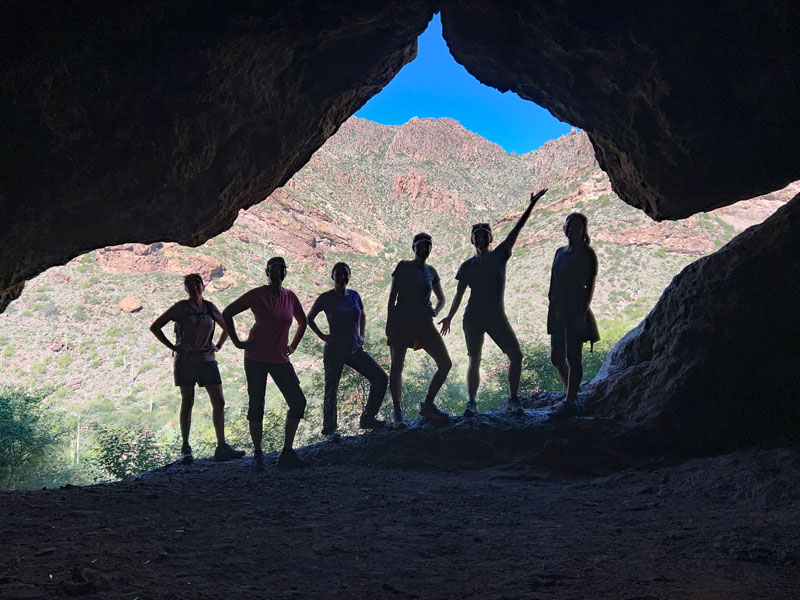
[2,407,799,600]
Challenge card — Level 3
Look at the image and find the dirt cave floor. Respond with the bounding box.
[2,443,800,599]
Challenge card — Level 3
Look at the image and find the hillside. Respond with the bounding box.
[0,116,795,487]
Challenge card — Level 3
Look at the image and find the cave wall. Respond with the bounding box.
[441,1,800,220]
[0,1,435,311]
[590,192,800,453]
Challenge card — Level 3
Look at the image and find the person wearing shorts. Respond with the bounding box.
[222,256,309,470]
[308,262,387,441]
[548,213,600,414]
[150,273,245,464]
[439,189,547,416]
[386,233,452,426]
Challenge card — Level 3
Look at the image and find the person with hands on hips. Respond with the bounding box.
[150,273,245,464]
[307,262,388,442]
[222,256,310,471]
[439,189,547,417]
[386,232,452,426]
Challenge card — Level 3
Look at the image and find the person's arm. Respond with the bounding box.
[438,279,468,336]
[574,251,598,330]
[209,303,228,351]
[431,278,446,319]
[502,188,547,252]
[387,275,399,315]
[307,296,330,343]
[222,293,252,350]
[288,295,308,355]
[357,294,366,346]
[149,303,181,352]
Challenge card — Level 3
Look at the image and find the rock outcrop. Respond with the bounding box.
[588,192,800,453]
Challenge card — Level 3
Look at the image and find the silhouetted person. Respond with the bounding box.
[548,213,600,412]
[440,189,547,416]
[150,273,245,464]
[386,233,452,426]
[308,262,388,442]
[222,257,309,470]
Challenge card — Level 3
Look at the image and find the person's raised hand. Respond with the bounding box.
[530,188,548,206]
[438,315,452,336]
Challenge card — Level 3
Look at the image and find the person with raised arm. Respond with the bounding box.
[150,273,245,464]
[386,233,452,427]
[222,257,309,470]
[307,262,388,442]
[547,213,600,414]
[439,189,547,416]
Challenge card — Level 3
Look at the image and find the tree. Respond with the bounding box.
[0,387,64,489]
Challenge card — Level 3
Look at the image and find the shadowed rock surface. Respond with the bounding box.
[588,192,800,453]
[3,2,800,307]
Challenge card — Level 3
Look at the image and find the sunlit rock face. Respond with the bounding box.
[441,2,800,220]
[590,192,800,453]
[0,1,435,311]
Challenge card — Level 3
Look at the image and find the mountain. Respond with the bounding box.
[0,116,794,485]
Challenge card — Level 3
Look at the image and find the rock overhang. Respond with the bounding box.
[2,1,799,311]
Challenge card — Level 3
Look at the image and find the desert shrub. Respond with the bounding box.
[0,387,64,489]
[90,426,166,480]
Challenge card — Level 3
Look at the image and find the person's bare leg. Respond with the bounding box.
[389,345,407,422]
[421,335,452,402]
[284,417,301,450]
[179,385,195,445]
[467,354,481,405]
[249,420,263,454]
[507,347,523,398]
[565,335,584,401]
[205,384,226,446]
[550,331,569,392]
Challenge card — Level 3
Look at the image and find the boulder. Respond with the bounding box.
[118,296,143,313]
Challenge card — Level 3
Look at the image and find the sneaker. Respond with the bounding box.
[392,408,407,429]
[277,449,309,470]
[214,443,246,462]
[507,396,524,415]
[463,401,478,418]
[180,442,193,465]
[252,451,266,472]
[326,432,341,443]
[419,402,449,421]
[359,414,386,430]
[550,398,578,419]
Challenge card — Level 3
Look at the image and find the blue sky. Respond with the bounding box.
[356,14,572,154]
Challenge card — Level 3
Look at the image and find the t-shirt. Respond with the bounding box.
[171,299,220,362]
[391,260,439,320]
[548,246,598,315]
[238,286,304,363]
[311,289,363,355]
[455,241,511,318]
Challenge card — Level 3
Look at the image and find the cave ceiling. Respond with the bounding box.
[2,1,799,311]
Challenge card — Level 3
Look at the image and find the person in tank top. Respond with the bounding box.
[547,213,600,414]
[150,273,245,464]
[307,262,388,441]
[386,232,452,426]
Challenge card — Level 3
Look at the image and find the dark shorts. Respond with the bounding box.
[386,314,440,350]
[463,313,520,357]
[174,357,221,388]
[244,358,307,421]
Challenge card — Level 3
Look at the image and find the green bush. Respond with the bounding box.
[0,387,64,489]
[90,426,166,480]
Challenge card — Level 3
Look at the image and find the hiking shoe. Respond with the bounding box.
[252,452,266,472]
[214,443,246,462]
[507,396,524,415]
[550,399,578,420]
[277,449,309,470]
[326,432,341,443]
[359,414,386,430]
[463,401,478,418]
[418,402,449,421]
[180,442,193,465]
[392,408,407,429]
